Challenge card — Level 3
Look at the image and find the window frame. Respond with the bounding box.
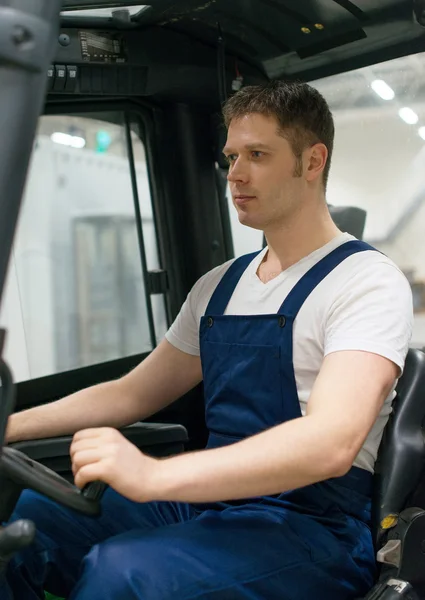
[5,99,166,388]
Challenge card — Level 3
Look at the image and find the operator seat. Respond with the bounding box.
[363,347,425,598]
[373,347,425,546]
[326,205,425,550]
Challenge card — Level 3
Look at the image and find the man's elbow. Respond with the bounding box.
[326,447,358,479]
[330,454,354,478]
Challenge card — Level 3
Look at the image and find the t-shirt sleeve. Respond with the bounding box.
[165,280,204,356]
[165,259,235,356]
[324,259,414,375]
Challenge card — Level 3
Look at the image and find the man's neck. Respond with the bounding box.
[262,202,342,273]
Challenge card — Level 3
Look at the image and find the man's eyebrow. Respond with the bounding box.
[222,143,274,154]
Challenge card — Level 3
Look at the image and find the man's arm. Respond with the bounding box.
[146,350,398,503]
[71,258,412,500]
[7,339,202,443]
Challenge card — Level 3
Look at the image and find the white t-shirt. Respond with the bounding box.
[165,233,414,473]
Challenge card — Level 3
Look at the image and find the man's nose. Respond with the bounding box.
[227,159,249,184]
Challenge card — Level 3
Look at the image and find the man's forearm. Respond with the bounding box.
[151,415,352,504]
[6,341,203,445]
[6,380,140,443]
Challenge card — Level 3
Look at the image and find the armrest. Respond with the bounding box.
[362,507,425,599]
[9,422,189,460]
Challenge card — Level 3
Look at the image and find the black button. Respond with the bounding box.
[53,65,66,92]
[278,316,286,328]
[65,66,78,92]
[207,317,214,328]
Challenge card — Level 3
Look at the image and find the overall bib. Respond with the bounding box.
[197,238,376,593]
[1,240,377,600]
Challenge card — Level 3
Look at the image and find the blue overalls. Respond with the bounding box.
[1,240,376,600]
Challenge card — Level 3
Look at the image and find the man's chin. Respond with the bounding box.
[237,214,264,231]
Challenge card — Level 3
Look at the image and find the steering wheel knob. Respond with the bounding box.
[82,481,108,501]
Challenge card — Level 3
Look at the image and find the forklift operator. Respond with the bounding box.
[0,80,414,600]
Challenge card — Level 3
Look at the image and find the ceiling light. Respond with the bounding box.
[371,79,395,100]
[419,127,425,141]
[51,132,86,149]
[61,6,147,17]
[398,107,419,125]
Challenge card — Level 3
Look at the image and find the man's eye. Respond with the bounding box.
[251,151,263,158]
[226,154,237,163]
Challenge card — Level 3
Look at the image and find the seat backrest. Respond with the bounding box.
[372,348,425,546]
[328,204,367,240]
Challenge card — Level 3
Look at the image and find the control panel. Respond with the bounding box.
[47,29,147,96]
[46,62,147,95]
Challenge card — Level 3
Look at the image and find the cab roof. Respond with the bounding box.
[60,0,425,82]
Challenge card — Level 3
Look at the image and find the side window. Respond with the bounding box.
[311,51,425,347]
[0,113,167,381]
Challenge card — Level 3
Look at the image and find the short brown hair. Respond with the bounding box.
[222,80,335,190]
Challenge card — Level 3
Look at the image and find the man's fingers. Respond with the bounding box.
[72,449,103,472]
[74,463,106,490]
[70,439,101,459]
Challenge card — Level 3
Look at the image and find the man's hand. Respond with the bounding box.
[70,428,160,503]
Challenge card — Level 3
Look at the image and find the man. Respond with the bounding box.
[1,80,413,599]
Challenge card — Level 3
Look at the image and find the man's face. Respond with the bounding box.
[224,113,312,232]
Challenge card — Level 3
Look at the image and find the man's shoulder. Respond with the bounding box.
[324,242,413,312]
[198,257,237,285]
[335,243,409,283]
[190,257,236,304]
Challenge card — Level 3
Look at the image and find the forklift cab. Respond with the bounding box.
[1,1,425,598]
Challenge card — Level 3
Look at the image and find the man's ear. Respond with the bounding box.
[305,143,328,183]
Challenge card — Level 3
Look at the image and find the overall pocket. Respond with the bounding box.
[201,340,284,438]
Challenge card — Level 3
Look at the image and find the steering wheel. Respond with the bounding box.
[0,353,106,518]
[0,446,106,516]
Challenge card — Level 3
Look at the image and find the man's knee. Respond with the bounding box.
[75,537,148,599]
[74,533,181,600]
